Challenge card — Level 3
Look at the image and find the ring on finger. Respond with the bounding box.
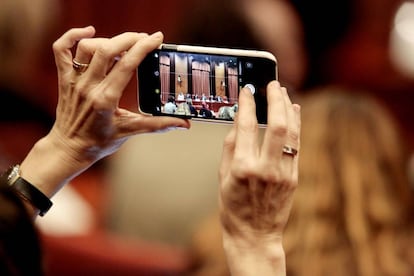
[282,145,298,157]
[72,59,89,73]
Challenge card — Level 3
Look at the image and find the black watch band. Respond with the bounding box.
[4,165,53,216]
[12,177,53,216]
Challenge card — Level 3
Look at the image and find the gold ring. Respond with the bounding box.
[72,59,89,73]
[282,145,298,157]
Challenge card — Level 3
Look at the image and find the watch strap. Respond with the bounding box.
[5,165,53,217]
[11,177,53,216]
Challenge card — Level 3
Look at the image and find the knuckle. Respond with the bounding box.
[242,117,258,130]
[116,55,136,72]
[231,157,257,179]
[125,32,141,39]
[89,93,107,110]
[260,169,281,185]
[137,33,150,41]
[288,128,300,143]
[52,40,63,53]
[238,120,258,136]
[223,133,235,149]
[77,39,91,53]
[267,122,288,137]
[258,164,297,190]
[93,87,117,108]
[73,82,89,99]
[96,43,115,60]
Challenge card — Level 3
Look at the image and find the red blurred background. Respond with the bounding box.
[3,0,413,275]
[31,0,414,149]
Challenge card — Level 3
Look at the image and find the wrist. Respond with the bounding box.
[19,132,94,198]
[2,164,53,217]
[222,229,285,257]
[222,230,286,276]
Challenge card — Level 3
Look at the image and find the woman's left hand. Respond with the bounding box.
[51,26,190,165]
[19,27,190,201]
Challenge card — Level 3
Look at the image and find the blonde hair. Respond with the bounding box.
[284,87,414,276]
[188,87,414,276]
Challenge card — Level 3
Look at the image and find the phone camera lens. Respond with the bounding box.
[245,62,253,69]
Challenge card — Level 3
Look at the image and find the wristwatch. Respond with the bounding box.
[2,165,53,216]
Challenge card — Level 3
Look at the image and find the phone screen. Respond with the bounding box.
[138,46,277,124]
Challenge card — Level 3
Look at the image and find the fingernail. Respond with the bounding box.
[244,84,256,95]
[170,126,189,131]
[151,31,163,39]
[85,25,95,33]
[269,80,280,88]
[161,126,189,132]
[293,104,301,112]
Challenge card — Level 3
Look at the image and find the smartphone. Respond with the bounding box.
[137,44,277,124]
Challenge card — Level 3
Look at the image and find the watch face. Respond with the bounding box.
[6,165,20,185]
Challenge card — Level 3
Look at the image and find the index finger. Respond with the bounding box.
[233,86,259,161]
[52,26,96,76]
[103,31,164,99]
[73,37,110,65]
[85,32,149,81]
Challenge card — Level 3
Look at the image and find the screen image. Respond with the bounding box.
[156,51,241,120]
[138,48,276,124]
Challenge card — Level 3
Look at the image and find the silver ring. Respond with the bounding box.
[282,145,298,156]
[72,59,89,73]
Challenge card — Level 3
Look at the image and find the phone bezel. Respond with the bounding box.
[137,43,278,125]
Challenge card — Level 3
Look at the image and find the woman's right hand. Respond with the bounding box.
[219,81,301,275]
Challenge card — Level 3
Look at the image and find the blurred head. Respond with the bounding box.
[0,0,59,84]
[285,87,414,276]
[239,0,308,90]
[167,95,175,103]
[176,0,307,90]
